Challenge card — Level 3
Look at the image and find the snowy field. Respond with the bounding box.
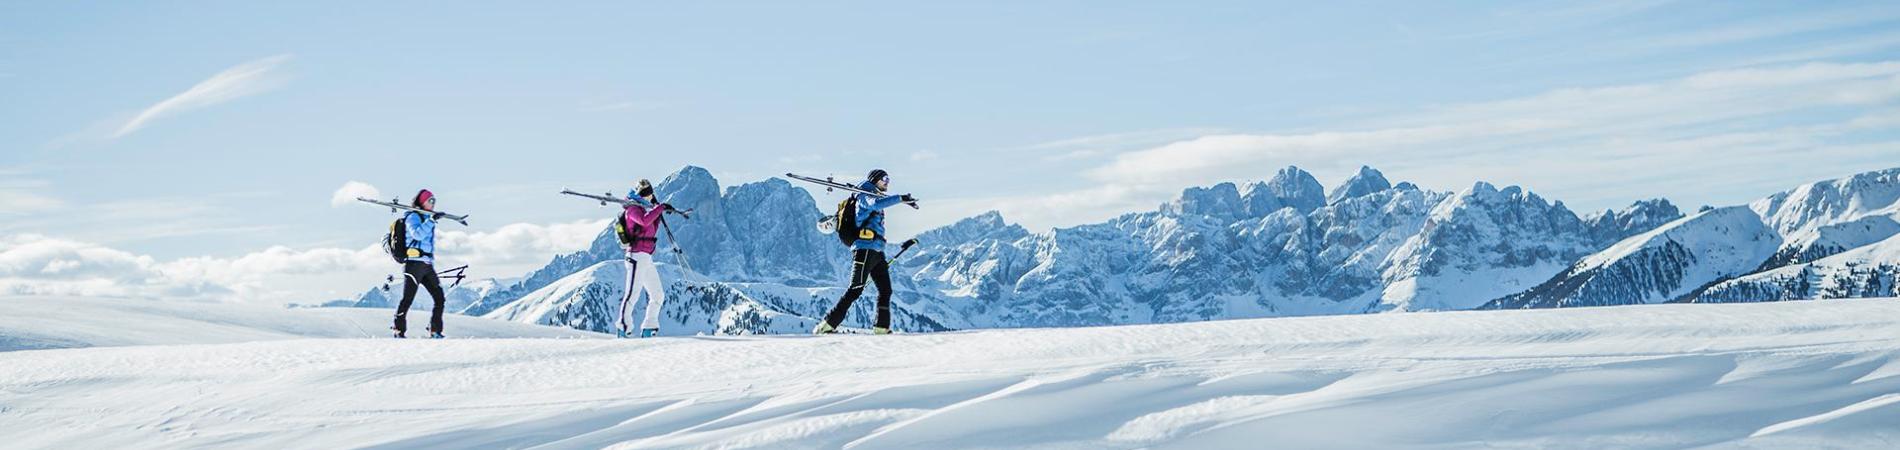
[2,296,1897,449]
[0,297,602,351]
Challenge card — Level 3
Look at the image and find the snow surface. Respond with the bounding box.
[4,296,1898,449]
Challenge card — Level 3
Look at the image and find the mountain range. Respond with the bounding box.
[328,165,1900,335]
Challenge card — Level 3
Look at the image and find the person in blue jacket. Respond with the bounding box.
[394,189,449,339]
[815,169,915,335]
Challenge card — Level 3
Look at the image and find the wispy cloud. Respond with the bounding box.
[580,100,663,113]
[113,54,293,138]
[1012,127,1227,162]
[0,191,282,245]
[0,191,62,215]
[1646,7,1900,51]
[0,170,62,215]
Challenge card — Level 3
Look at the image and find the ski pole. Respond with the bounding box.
[659,216,695,275]
[437,265,470,289]
[888,238,920,263]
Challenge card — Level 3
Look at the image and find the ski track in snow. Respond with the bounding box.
[2,296,1899,449]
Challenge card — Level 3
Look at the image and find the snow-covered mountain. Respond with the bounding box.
[1689,233,1900,303]
[897,165,1676,328]
[1487,167,1900,309]
[1485,206,1781,308]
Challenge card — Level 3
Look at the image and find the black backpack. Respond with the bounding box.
[834,197,875,246]
[382,216,409,264]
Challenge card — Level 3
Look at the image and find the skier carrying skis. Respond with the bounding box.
[617,179,679,338]
[814,169,916,335]
[395,189,450,339]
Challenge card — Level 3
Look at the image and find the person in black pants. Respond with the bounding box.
[815,169,914,335]
[394,189,448,339]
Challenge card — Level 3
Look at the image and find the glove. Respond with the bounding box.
[431,212,447,220]
[899,194,917,203]
[661,203,678,212]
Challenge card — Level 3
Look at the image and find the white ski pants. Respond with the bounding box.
[619,252,667,332]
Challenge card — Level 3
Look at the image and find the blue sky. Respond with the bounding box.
[2,1,1898,304]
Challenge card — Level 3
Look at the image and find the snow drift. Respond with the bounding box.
[2,296,1896,449]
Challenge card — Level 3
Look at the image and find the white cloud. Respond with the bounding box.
[0,234,216,298]
[0,216,610,304]
[114,54,293,138]
[330,181,382,208]
[436,219,609,267]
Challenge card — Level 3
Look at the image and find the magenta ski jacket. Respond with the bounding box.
[623,200,666,255]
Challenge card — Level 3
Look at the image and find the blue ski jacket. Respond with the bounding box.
[404,211,436,264]
[852,181,907,252]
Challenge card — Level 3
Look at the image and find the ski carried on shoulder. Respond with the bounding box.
[355,197,470,225]
[783,173,920,209]
[559,189,693,218]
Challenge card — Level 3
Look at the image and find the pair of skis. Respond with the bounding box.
[558,189,695,219]
[559,189,696,275]
[783,173,919,235]
[355,197,469,225]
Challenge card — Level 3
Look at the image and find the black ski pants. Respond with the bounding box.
[824,249,891,329]
[396,261,447,333]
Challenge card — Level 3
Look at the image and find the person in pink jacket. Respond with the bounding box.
[617,179,678,338]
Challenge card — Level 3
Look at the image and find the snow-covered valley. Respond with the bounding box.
[3,296,1896,449]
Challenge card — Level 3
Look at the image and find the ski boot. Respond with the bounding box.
[429,332,446,339]
[812,322,837,335]
[640,328,659,338]
[872,327,892,335]
[617,329,629,339]
[391,327,406,339]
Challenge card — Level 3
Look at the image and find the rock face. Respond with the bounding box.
[1327,166,1393,206]
[336,164,1900,334]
